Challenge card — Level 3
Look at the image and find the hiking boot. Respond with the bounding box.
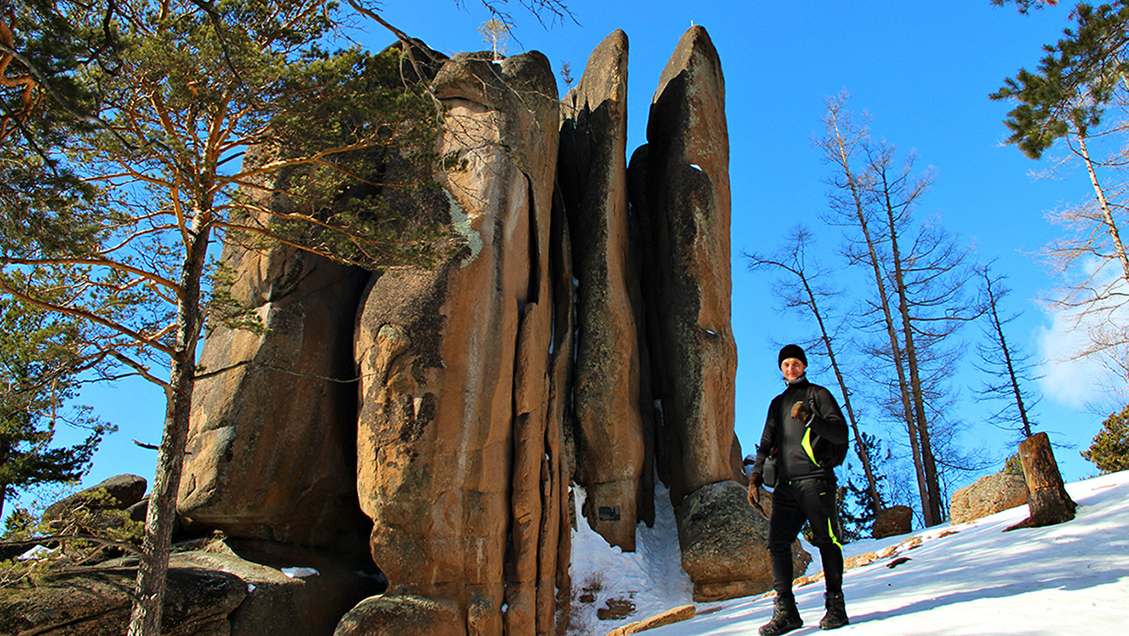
[759,594,803,636]
[819,591,849,630]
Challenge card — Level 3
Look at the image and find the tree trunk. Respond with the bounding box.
[808,277,882,516]
[826,110,928,522]
[127,214,211,636]
[1006,432,1077,531]
[1077,133,1129,282]
[881,176,942,527]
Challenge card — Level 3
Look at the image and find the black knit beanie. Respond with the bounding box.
[778,344,807,367]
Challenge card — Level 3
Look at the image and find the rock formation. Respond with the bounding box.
[352,49,565,636]
[629,26,740,506]
[160,25,775,636]
[558,30,648,552]
[178,238,371,554]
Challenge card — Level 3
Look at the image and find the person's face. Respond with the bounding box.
[781,358,806,382]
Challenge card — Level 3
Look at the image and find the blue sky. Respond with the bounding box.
[38,1,1118,519]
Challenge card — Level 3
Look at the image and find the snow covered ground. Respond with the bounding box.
[568,470,1129,636]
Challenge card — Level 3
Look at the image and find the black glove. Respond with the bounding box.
[790,400,812,423]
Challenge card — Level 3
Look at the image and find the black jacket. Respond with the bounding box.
[752,377,848,482]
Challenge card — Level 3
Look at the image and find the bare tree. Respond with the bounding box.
[746,225,883,517]
[974,264,1043,440]
[819,93,981,526]
[818,94,933,524]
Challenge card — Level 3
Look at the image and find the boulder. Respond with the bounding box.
[630,25,738,504]
[43,474,147,521]
[675,481,809,602]
[0,559,244,636]
[872,505,913,539]
[558,29,647,552]
[353,49,564,636]
[950,471,1029,524]
[335,595,465,636]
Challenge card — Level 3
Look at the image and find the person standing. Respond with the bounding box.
[748,344,850,634]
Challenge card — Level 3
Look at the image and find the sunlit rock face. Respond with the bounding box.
[353,49,564,636]
[178,24,763,636]
[630,25,739,505]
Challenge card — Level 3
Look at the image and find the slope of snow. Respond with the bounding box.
[569,470,1129,636]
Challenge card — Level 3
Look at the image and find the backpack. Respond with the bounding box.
[805,385,849,469]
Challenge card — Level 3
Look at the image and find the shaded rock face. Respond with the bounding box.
[178,242,371,555]
[182,539,385,636]
[558,30,648,552]
[950,472,1029,525]
[873,505,914,539]
[354,50,564,636]
[675,481,809,602]
[629,26,738,505]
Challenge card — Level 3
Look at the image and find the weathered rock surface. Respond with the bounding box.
[2,537,382,636]
[353,49,563,636]
[183,538,385,636]
[873,505,914,539]
[950,471,1029,524]
[0,559,245,636]
[629,25,738,504]
[335,594,465,636]
[178,241,371,554]
[44,474,148,521]
[676,481,809,602]
[165,24,768,636]
[559,30,647,552]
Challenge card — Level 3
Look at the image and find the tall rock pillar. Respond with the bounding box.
[350,50,564,636]
[630,25,738,504]
[558,30,648,551]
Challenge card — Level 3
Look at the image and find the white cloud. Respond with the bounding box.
[1035,258,1129,409]
[1036,309,1107,408]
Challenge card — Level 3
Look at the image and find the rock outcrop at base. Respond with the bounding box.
[676,481,809,602]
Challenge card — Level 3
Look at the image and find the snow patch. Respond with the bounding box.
[567,480,693,634]
[280,567,319,579]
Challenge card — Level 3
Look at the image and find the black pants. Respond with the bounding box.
[768,476,844,598]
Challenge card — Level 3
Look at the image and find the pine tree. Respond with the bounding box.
[1082,404,1129,472]
[0,292,113,521]
[2,3,446,634]
[993,2,1129,374]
